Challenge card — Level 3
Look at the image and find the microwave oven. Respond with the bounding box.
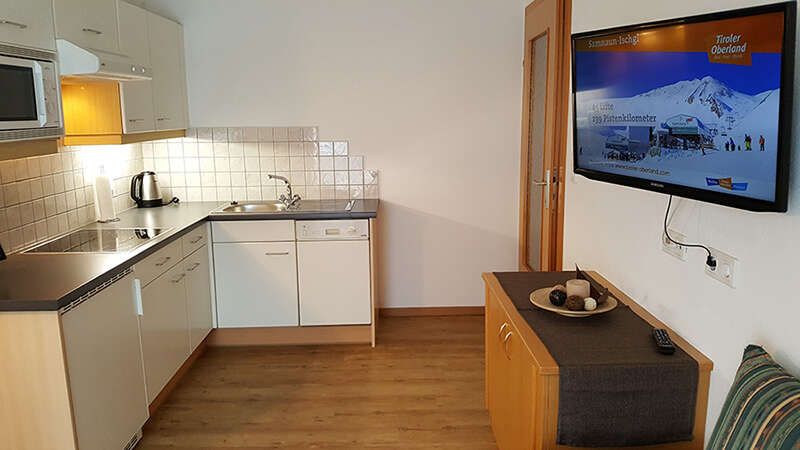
[0,44,63,142]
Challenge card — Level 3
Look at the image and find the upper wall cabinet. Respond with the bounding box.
[61,2,189,144]
[147,12,188,131]
[53,0,120,53]
[0,0,57,51]
[118,1,155,133]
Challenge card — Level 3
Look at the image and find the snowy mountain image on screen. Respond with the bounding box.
[630,76,777,127]
[575,76,781,202]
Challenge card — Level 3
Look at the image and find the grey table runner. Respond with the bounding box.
[493,271,698,447]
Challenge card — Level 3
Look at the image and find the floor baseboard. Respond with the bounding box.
[379,306,485,317]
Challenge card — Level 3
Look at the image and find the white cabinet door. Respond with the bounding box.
[297,240,372,326]
[53,0,120,53]
[140,263,190,403]
[147,12,187,131]
[184,245,213,351]
[61,272,148,450]
[214,242,299,327]
[118,1,155,133]
[0,0,56,51]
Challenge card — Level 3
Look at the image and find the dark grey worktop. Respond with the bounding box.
[0,200,379,312]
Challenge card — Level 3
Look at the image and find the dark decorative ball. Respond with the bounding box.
[566,295,585,311]
[549,289,567,307]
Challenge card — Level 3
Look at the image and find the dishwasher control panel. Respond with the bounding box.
[296,219,369,241]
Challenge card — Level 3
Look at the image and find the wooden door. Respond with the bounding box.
[519,0,571,271]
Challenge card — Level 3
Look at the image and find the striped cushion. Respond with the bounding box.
[707,345,800,450]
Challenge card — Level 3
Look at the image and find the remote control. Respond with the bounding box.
[652,328,676,355]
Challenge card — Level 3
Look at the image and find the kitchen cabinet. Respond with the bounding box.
[147,11,188,131]
[214,241,300,327]
[0,0,56,51]
[53,0,120,53]
[118,1,155,133]
[60,271,149,450]
[139,263,190,403]
[185,245,213,351]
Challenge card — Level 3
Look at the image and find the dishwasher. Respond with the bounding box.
[296,219,371,326]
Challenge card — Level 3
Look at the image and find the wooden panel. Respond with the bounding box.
[61,81,122,136]
[369,218,379,346]
[0,139,59,161]
[380,306,485,317]
[207,325,372,346]
[62,128,185,146]
[0,312,77,450]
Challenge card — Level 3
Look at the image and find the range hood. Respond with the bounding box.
[56,39,152,81]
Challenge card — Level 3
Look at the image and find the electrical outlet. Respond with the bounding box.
[705,246,737,288]
[662,229,688,261]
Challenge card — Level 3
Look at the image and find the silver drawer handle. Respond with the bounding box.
[170,273,186,283]
[155,256,172,266]
[265,251,289,256]
[186,262,201,271]
[156,117,170,121]
[128,118,145,123]
[1,19,28,29]
[82,27,103,35]
[189,236,203,244]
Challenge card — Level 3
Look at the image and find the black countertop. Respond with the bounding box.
[0,200,379,312]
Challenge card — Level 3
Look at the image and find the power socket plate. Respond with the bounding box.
[662,229,688,261]
[705,246,737,288]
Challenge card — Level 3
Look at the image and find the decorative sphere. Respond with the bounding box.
[566,295,585,311]
[549,289,567,307]
[553,284,566,293]
[584,297,597,311]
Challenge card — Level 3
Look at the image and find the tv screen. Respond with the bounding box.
[572,3,795,212]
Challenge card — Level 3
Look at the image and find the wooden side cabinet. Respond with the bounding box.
[483,272,713,450]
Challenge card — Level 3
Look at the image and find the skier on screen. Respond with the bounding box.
[725,141,730,152]
[760,135,765,151]
[729,137,736,151]
[745,135,752,151]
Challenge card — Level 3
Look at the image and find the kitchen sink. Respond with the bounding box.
[220,201,289,213]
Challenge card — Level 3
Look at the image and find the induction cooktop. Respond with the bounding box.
[25,228,171,254]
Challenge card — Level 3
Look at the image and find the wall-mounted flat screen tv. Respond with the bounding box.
[572,2,795,212]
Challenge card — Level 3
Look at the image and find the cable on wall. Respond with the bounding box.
[663,195,717,270]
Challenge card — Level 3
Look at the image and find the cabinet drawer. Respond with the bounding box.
[181,223,208,255]
[135,239,182,286]
[212,220,295,243]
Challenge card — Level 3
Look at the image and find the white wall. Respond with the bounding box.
[567,0,800,436]
[140,0,526,307]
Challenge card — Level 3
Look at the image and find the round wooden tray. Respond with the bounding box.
[529,287,618,318]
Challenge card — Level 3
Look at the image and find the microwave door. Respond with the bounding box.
[0,55,45,131]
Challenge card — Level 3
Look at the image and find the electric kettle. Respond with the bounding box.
[130,171,166,208]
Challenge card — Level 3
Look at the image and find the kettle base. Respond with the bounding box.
[137,199,165,208]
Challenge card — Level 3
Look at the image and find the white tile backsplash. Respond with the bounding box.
[0,144,143,253]
[144,126,378,204]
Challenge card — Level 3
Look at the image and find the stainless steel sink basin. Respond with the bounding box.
[220,201,288,213]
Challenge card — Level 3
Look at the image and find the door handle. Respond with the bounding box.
[170,273,186,283]
[264,251,290,256]
[531,169,551,210]
[133,278,143,316]
[82,27,103,35]
[498,322,509,341]
[189,236,203,244]
[0,19,28,29]
[155,256,172,267]
[502,331,513,360]
[186,262,201,271]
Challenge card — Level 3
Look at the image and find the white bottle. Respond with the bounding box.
[94,165,118,223]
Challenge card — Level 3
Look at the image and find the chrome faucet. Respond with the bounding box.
[268,174,301,208]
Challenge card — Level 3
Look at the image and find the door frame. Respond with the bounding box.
[518,0,572,272]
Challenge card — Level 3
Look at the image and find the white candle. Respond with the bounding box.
[566,279,590,298]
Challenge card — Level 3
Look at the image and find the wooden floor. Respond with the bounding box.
[138,316,497,449]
